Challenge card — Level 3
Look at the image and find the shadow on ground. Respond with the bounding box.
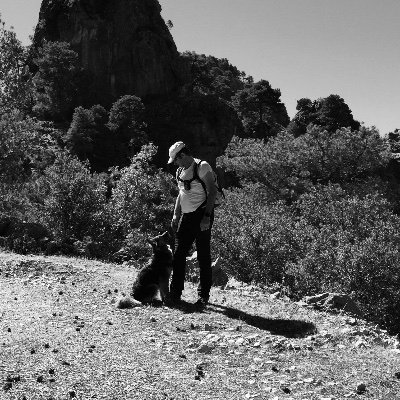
[207,303,317,338]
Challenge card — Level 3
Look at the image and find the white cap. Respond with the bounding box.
[167,141,186,164]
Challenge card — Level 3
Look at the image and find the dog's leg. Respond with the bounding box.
[159,278,170,303]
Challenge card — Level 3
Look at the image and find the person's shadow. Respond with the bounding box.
[179,301,317,338]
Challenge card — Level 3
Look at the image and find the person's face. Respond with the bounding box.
[173,152,184,167]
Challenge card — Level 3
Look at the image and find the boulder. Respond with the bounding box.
[185,252,229,287]
[211,257,229,287]
[304,292,363,318]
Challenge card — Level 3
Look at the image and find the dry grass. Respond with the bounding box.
[0,251,399,400]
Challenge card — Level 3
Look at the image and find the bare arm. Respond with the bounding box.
[171,193,182,232]
[200,170,217,231]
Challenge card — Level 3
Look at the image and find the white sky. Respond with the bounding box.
[1,0,399,134]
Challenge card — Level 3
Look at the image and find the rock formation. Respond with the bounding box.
[32,0,241,166]
[33,0,187,106]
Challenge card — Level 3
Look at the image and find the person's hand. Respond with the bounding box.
[171,215,180,233]
[200,216,210,231]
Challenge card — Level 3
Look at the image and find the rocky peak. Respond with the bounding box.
[33,0,187,106]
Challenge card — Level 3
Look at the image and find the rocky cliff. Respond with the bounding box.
[33,0,186,106]
[32,0,240,167]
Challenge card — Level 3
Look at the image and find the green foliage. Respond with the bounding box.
[32,41,80,120]
[30,151,107,243]
[287,185,400,333]
[109,144,176,240]
[213,187,300,284]
[66,104,110,169]
[0,111,59,184]
[0,17,32,112]
[219,126,390,201]
[107,95,149,166]
[287,94,361,136]
[181,51,249,101]
[232,79,289,138]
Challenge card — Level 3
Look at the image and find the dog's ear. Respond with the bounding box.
[147,237,156,248]
[161,231,170,240]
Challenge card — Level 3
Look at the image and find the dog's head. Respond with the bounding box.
[147,231,172,253]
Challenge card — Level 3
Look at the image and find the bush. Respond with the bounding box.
[213,185,301,284]
[287,185,400,334]
[30,151,108,245]
[218,126,390,202]
[108,144,176,258]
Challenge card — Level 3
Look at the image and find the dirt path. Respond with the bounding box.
[1,252,399,399]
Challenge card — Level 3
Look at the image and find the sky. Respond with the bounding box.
[1,0,399,134]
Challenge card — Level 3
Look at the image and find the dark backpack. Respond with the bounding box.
[176,160,225,207]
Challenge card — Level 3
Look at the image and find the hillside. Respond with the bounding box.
[1,251,399,399]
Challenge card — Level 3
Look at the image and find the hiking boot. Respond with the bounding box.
[165,295,182,308]
[193,297,208,312]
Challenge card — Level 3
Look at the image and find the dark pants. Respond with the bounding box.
[170,207,214,300]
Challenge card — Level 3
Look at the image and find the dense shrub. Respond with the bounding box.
[219,126,390,201]
[108,144,177,258]
[213,186,301,284]
[286,185,400,333]
[30,151,108,245]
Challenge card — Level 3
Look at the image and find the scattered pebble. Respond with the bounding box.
[356,383,366,394]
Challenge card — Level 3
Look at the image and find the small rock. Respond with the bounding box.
[179,354,187,359]
[281,387,291,394]
[395,372,400,379]
[48,369,55,375]
[6,375,21,383]
[3,382,12,391]
[204,324,213,331]
[7,328,11,333]
[58,291,63,295]
[150,317,157,323]
[37,375,45,383]
[197,344,214,354]
[69,391,76,398]
[52,349,59,353]
[30,348,36,354]
[356,383,366,394]
[44,343,50,349]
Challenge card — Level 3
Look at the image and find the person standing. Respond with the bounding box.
[167,141,217,311]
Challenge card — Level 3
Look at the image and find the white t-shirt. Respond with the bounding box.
[178,158,213,213]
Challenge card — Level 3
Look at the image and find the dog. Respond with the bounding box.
[130,231,173,304]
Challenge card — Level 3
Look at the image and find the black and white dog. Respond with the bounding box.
[130,231,173,304]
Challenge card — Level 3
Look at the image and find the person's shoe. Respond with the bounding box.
[165,295,182,308]
[193,297,208,312]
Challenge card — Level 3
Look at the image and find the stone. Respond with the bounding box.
[185,252,229,286]
[304,292,363,318]
[33,0,187,107]
[211,257,229,287]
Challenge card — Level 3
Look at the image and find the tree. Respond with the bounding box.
[287,94,360,136]
[181,51,249,102]
[107,95,149,166]
[232,80,289,139]
[0,16,32,112]
[218,125,390,201]
[32,41,80,120]
[66,105,109,168]
[0,111,59,184]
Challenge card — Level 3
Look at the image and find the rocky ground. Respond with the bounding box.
[0,251,399,400]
